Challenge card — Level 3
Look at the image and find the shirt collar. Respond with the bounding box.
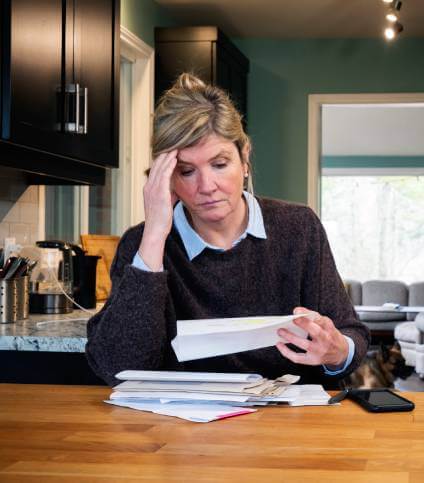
[173,191,267,261]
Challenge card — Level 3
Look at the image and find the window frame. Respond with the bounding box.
[307,93,424,216]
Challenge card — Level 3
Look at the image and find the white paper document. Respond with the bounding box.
[113,380,274,395]
[105,371,332,423]
[115,370,264,383]
[171,314,309,362]
[105,400,256,423]
[110,391,251,403]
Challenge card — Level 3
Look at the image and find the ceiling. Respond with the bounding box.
[155,0,424,38]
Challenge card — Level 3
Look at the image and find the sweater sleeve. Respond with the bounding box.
[302,208,370,377]
[85,226,176,385]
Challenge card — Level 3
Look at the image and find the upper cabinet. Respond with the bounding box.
[155,27,249,127]
[0,0,120,184]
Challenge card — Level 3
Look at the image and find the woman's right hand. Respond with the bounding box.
[138,149,178,271]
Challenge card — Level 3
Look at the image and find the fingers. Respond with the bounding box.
[276,307,344,366]
[292,307,334,338]
[148,149,178,185]
[276,342,311,365]
[278,328,311,352]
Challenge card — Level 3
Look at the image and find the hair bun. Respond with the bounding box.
[176,73,206,90]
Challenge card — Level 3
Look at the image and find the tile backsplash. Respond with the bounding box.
[0,168,40,247]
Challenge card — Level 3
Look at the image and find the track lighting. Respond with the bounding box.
[382,0,403,40]
[386,11,398,23]
[384,21,404,40]
[386,0,402,21]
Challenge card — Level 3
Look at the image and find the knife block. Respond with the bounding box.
[0,276,29,323]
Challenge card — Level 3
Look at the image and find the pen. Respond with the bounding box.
[328,388,350,404]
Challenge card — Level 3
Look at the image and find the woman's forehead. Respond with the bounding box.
[178,134,238,163]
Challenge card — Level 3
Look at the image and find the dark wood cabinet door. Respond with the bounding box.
[155,41,212,104]
[216,46,248,125]
[155,28,249,129]
[6,0,65,151]
[1,0,119,174]
[64,0,119,167]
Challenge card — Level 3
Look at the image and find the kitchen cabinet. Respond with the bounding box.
[155,27,249,127]
[0,0,119,184]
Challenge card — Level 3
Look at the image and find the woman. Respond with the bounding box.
[86,74,370,386]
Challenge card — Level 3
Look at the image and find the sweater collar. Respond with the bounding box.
[173,191,267,261]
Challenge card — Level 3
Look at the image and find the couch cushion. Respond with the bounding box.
[344,279,362,305]
[407,282,424,320]
[395,321,420,343]
[360,280,408,321]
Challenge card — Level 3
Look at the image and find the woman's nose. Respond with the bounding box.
[198,172,217,193]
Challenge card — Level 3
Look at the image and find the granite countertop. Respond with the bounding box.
[0,307,101,353]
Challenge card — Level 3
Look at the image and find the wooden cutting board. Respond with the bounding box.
[80,234,120,301]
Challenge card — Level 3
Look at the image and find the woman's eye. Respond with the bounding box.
[214,162,228,169]
[180,169,194,177]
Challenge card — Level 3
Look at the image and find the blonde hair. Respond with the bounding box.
[152,73,253,194]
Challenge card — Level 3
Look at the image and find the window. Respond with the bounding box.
[321,175,424,283]
[319,102,424,283]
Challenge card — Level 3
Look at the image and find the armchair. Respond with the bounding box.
[394,282,424,377]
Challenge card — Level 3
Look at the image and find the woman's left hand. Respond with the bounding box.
[276,306,349,368]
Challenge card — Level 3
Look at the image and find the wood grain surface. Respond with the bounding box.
[0,384,423,482]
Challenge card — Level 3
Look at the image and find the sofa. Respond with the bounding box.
[394,313,424,377]
[345,280,424,334]
[345,279,424,375]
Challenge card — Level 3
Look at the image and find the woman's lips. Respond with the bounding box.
[197,200,225,210]
[199,200,221,206]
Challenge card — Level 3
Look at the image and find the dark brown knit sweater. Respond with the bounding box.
[86,198,370,386]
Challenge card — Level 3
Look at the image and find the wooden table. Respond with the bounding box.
[0,385,423,482]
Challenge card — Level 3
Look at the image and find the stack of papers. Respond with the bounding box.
[105,370,331,423]
[171,315,310,362]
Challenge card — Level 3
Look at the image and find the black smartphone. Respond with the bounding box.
[348,388,415,412]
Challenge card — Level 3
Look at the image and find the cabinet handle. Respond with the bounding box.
[63,83,87,134]
[83,87,88,134]
[75,83,80,133]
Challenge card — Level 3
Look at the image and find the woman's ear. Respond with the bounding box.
[241,142,251,163]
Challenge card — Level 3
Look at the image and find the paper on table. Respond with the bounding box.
[113,380,273,395]
[171,314,310,362]
[110,391,251,403]
[105,400,256,423]
[286,385,332,406]
[115,370,264,383]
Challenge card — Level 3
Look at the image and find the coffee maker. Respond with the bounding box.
[29,241,74,314]
[28,241,100,314]
[69,244,100,310]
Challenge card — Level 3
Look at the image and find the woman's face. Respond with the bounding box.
[172,133,248,225]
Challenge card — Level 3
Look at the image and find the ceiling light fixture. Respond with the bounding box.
[386,0,402,21]
[382,0,404,41]
[384,21,404,40]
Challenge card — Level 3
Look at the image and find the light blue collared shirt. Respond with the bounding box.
[173,190,267,260]
[132,191,354,375]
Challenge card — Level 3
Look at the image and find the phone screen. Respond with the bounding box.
[359,390,410,407]
[349,389,415,412]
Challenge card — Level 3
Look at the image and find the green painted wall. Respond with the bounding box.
[233,38,424,203]
[121,0,175,47]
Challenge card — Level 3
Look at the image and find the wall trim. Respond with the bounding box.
[307,93,424,214]
[120,25,154,226]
